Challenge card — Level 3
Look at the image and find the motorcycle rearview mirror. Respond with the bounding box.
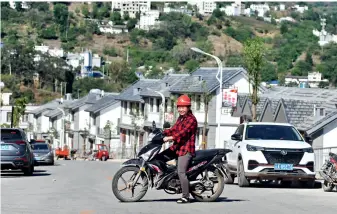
[152,120,156,129]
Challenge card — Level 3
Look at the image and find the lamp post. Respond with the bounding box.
[190,47,223,148]
[57,107,66,148]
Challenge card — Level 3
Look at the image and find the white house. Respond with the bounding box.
[84,93,121,151]
[112,1,151,18]
[0,92,39,140]
[188,0,217,16]
[138,10,160,31]
[116,67,267,154]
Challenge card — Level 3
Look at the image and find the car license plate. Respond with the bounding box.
[274,163,293,170]
[1,145,9,150]
[35,157,41,160]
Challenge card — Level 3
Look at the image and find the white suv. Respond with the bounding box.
[224,122,316,187]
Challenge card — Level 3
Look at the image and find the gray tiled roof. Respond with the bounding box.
[305,111,337,135]
[85,94,119,113]
[169,67,244,93]
[281,99,324,127]
[139,74,188,98]
[31,100,60,115]
[44,100,76,118]
[116,79,162,102]
[67,93,100,110]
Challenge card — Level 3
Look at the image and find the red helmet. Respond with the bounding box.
[177,94,191,106]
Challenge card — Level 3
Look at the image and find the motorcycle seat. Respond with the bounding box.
[192,149,226,163]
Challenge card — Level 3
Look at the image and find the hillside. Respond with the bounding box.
[2,2,337,104]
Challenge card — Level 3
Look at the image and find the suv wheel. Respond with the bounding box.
[237,160,250,187]
[23,164,34,176]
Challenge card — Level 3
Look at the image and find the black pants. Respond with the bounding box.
[156,148,192,198]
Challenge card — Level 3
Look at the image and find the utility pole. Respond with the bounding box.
[126,47,129,63]
[10,106,14,128]
[63,82,67,95]
[60,82,63,97]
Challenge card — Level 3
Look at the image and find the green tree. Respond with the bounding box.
[13,97,28,128]
[243,37,265,121]
[53,3,68,33]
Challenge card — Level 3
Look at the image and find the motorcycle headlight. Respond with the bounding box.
[246,144,264,151]
[303,147,313,153]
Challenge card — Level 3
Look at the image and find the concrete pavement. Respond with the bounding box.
[1,160,336,214]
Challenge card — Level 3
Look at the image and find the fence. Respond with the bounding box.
[313,147,337,172]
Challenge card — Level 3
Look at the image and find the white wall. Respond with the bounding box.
[98,101,121,134]
[323,120,337,148]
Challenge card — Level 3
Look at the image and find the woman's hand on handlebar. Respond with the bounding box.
[163,136,173,142]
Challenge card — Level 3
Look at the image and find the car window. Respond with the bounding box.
[32,144,49,150]
[245,125,303,141]
[0,129,23,140]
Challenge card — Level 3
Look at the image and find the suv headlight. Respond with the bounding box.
[246,144,264,151]
[303,147,313,153]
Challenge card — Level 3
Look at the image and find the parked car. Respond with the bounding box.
[32,143,54,165]
[0,128,35,176]
[224,122,315,188]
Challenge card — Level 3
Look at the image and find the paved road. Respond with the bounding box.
[1,160,336,214]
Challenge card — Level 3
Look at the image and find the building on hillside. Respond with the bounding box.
[220,1,242,16]
[188,0,217,16]
[112,1,151,18]
[285,72,329,88]
[312,18,337,47]
[137,10,160,30]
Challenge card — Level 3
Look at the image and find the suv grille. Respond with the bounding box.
[262,151,304,165]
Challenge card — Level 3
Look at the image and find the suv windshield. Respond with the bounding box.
[245,125,303,141]
[32,144,49,150]
[1,129,22,141]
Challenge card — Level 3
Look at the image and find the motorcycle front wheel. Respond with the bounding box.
[190,167,225,202]
[112,166,149,202]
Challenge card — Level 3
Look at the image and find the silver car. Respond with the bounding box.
[32,143,54,165]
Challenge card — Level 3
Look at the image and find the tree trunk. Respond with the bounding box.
[202,102,208,150]
[251,104,257,122]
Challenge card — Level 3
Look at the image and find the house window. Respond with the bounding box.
[22,114,29,122]
[319,108,324,116]
[141,103,145,116]
[123,101,127,114]
[156,99,161,113]
[150,98,154,112]
[196,95,201,111]
[7,112,11,122]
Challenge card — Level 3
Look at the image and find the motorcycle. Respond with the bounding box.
[111,121,232,202]
[319,152,337,192]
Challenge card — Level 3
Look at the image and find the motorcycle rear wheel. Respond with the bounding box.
[322,180,335,192]
[190,167,225,202]
[112,166,149,202]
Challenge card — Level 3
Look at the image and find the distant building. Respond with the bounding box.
[112,1,151,18]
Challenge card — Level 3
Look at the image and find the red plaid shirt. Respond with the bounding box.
[163,111,198,157]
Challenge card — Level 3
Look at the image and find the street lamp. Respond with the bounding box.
[146,88,165,128]
[190,47,223,148]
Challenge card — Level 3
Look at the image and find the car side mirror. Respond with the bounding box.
[231,133,242,141]
[305,136,313,144]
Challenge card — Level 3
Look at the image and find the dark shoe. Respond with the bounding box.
[177,197,190,204]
